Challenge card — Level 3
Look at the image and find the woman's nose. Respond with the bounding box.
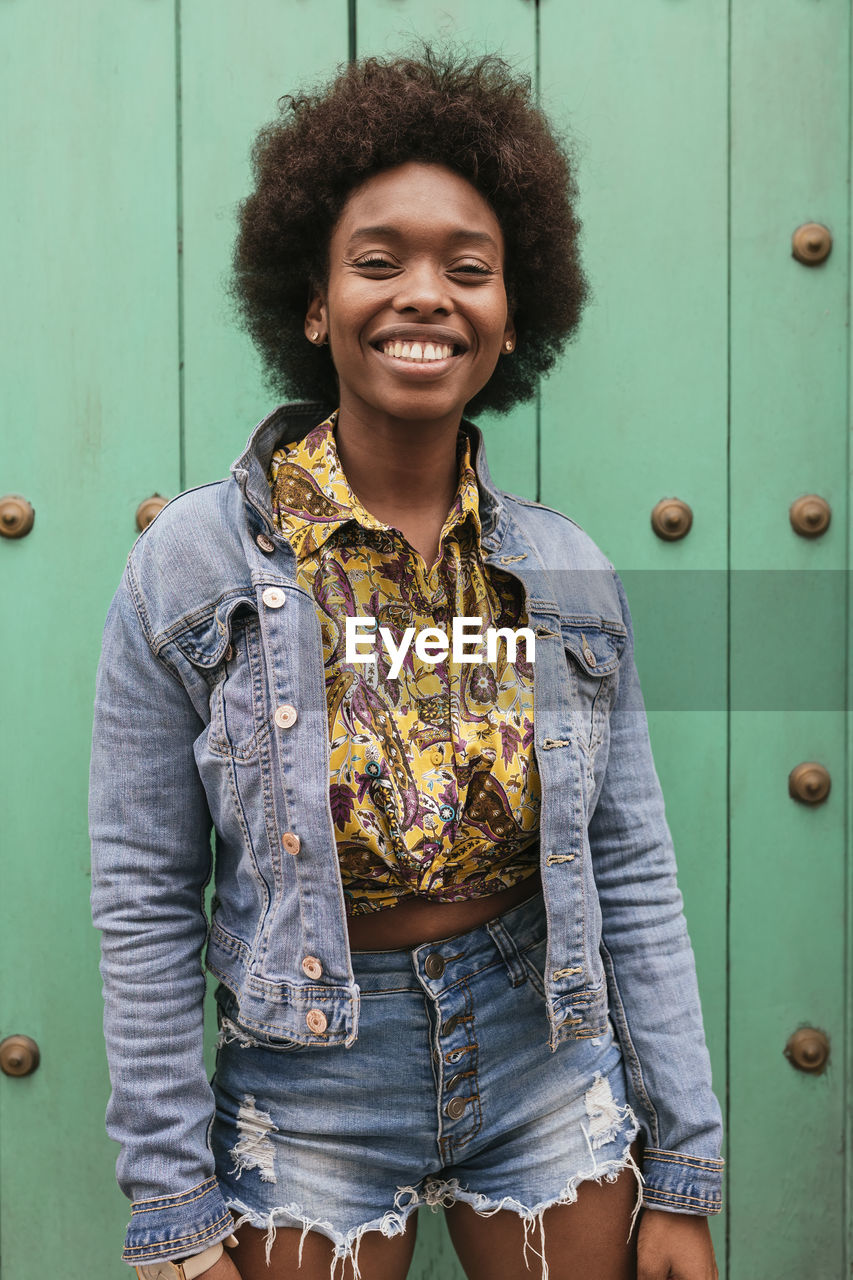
[393,263,452,314]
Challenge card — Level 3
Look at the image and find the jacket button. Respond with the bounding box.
[441,1015,459,1036]
[583,647,597,667]
[306,1008,327,1034]
[302,956,323,980]
[424,953,446,979]
[274,704,298,729]
[262,587,285,609]
[281,832,301,856]
[445,1097,468,1120]
[256,533,276,553]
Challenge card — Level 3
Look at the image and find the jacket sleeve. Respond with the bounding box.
[588,570,724,1215]
[89,563,234,1264]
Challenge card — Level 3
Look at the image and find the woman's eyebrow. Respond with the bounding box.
[346,225,500,249]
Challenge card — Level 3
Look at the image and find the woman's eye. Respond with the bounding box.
[451,262,494,277]
[353,255,395,270]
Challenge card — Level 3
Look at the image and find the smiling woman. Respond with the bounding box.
[90,47,723,1280]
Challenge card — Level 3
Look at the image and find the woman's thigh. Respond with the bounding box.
[445,1140,642,1280]
[229,1214,418,1280]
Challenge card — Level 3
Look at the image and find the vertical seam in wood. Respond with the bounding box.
[175,0,186,490]
[844,3,852,1275]
[724,1,732,1276]
[534,0,541,503]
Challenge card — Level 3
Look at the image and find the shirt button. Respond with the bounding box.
[274,704,298,729]
[445,1097,468,1120]
[262,587,285,609]
[302,956,323,980]
[430,748,444,766]
[424,953,446,979]
[306,1008,327,1034]
[256,533,276,553]
[281,832,301,856]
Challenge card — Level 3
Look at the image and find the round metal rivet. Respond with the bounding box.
[445,1097,468,1120]
[791,222,832,266]
[424,953,446,979]
[788,762,831,806]
[651,497,693,541]
[281,832,301,856]
[136,495,169,532]
[306,1008,327,1034]
[789,495,831,539]
[0,1035,40,1077]
[256,533,276,553]
[0,495,35,539]
[262,587,286,609]
[302,956,323,980]
[784,1027,829,1074]
[274,703,298,730]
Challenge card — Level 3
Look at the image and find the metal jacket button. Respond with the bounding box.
[445,1097,468,1120]
[281,832,301,856]
[274,704,298,729]
[302,956,323,980]
[441,1015,459,1036]
[424,953,446,979]
[306,1008,327,1034]
[256,532,276,553]
[262,587,285,608]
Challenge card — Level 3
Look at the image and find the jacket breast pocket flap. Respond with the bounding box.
[560,621,624,756]
[174,597,268,761]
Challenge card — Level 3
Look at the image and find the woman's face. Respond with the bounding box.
[306,161,515,429]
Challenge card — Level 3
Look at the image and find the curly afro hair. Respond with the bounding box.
[232,48,588,417]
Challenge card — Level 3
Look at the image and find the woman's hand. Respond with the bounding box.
[637,1208,718,1280]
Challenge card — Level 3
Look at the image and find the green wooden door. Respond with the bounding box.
[1,4,850,1277]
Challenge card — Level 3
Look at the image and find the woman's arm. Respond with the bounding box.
[90,565,234,1267]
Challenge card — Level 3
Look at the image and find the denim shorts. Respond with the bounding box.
[209,892,642,1278]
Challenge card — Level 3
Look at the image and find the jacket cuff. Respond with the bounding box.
[122,1177,234,1265]
[641,1149,724,1215]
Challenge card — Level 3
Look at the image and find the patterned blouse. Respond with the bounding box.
[268,413,541,915]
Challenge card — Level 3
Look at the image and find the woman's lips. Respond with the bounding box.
[377,339,457,362]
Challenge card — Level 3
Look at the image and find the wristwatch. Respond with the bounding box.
[135,1234,238,1280]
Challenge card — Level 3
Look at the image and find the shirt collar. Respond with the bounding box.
[267,410,482,560]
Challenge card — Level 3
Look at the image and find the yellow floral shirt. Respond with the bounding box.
[268,413,541,915]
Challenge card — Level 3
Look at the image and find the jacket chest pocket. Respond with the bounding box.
[560,623,622,766]
[207,611,269,762]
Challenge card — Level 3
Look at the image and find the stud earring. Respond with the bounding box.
[310,331,320,342]
[504,340,514,353]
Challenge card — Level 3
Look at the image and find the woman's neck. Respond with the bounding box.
[334,405,465,567]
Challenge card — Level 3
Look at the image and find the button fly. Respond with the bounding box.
[302,956,323,980]
[281,832,301,856]
[445,1097,468,1120]
[274,704,298,729]
[424,953,446,979]
[262,587,285,609]
[441,1015,459,1036]
[306,1008,327,1034]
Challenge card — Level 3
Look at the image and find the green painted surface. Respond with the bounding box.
[1,4,850,1278]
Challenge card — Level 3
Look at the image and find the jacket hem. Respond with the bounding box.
[122,1177,233,1263]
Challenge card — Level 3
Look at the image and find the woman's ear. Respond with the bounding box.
[502,319,517,355]
[305,294,328,345]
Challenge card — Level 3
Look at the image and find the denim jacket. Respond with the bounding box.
[89,402,724,1266]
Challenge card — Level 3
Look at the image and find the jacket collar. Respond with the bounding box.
[230,401,507,551]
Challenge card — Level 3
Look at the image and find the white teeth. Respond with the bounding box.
[380,340,455,362]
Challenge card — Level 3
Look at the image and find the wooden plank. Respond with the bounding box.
[539,8,730,1273]
[180,0,350,487]
[355,0,539,500]
[728,1,850,1275]
[0,1,181,1274]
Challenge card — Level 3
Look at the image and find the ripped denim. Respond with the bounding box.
[209,892,642,1279]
